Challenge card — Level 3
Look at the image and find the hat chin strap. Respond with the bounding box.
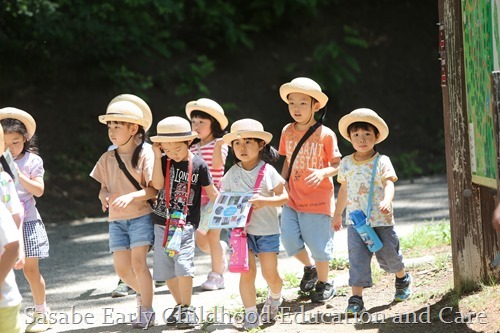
[120,135,134,146]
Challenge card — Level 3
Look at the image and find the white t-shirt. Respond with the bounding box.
[0,203,22,308]
[221,160,285,235]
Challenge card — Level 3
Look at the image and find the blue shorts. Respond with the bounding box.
[153,224,195,280]
[280,205,334,262]
[247,234,280,255]
[108,214,154,253]
[347,225,405,287]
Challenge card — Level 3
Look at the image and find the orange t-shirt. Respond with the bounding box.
[278,123,342,216]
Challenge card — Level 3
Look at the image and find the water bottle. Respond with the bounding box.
[349,210,383,252]
[228,228,249,272]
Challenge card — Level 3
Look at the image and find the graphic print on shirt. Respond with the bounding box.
[286,135,327,182]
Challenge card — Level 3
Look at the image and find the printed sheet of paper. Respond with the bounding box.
[208,192,253,229]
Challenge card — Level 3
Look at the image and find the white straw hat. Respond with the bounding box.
[279,77,328,108]
[150,116,198,143]
[0,107,37,140]
[338,108,389,144]
[107,94,153,131]
[222,118,272,146]
[99,100,150,129]
[185,98,228,130]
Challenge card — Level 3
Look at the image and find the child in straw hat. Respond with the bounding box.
[221,118,288,330]
[278,77,342,303]
[333,108,412,315]
[150,116,219,329]
[0,107,52,332]
[90,97,157,329]
[186,98,230,291]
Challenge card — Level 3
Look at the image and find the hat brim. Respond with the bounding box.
[150,132,198,143]
[279,84,329,108]
[185,102,228,130]
[0,107,37,140]
[338,113,389,144]
[108,94,153,131]
[222,131,272,146]
[99,114,150,129]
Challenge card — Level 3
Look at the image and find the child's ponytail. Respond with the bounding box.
[261,144,279,164]
[131,126,146,168]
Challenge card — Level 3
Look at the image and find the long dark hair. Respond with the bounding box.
[0,118,39,154]
[231,138,280,165]
[189,110,226,146]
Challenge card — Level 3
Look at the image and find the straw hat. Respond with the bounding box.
[338,108,389,144]
[279,77,329,108]
[185,98,228,130]
[107,94,153,131]
[0,107,37,140]
[222,118,272,146]
[150,116,198,143]
[99,100,150,129]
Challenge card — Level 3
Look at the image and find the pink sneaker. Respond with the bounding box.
[201,271,225,290]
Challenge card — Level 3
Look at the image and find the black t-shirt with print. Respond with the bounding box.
[153,154,213,227]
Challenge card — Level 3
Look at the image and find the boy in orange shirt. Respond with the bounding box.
[278,77,342,303]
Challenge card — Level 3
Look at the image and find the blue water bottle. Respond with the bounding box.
[350,210,383,252]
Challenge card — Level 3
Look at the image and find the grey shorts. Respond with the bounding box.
[347,225,405,287]
[153,224,195,280]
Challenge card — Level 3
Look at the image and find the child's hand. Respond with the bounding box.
[379,200,392,215]
[14,250,25,270]
[100,196,109,212]
[152,142,163,158]
[109,193,134,212]
[332,215,343,231]
[305,168,326,188]
[248,195,266,211]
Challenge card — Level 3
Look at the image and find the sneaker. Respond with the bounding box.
[166,304,182,325]
[300,266,318,292]
[111,280,135,298]
[345,296,365,316]
[261,295,283,323]
[394,273,412,302]
[201,271,225,291]
[154,280,166,288]
[311,280,336,303]
[25,311,51,332]
[176,306,199,329]
[132,307,156,329]
[243,311,260,330]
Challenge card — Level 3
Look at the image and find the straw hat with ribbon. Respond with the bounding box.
[99,100,151,130]
[222,118,272,146]
[107,94,153,131]
[279,77,329,108]
[185,98,228,130]
[0,107,37,140]
[338,108,389,144]
[150,116,198,143]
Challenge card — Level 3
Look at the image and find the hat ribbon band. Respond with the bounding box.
[157,131,193,137]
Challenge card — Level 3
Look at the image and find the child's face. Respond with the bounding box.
[190,116,212,141]
[160,141,190,162]
[287,93,319,123]
[349,127,378,153]
[231,138,263,165]
[3,132,26,159]
[107,122,138,146]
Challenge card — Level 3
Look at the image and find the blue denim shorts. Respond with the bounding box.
[347,225,405,287]
[280,205,334,262]
[108,214,154,253]
[153,224,195,280]
[247,233,280,255]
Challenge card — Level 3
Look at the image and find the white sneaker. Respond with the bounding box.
[201,271,225,290]
[25,311,51,333]
[261,295,282,323]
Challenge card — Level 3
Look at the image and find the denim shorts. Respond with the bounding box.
[347,225,405,287]
[280,205,334,262]
[247,234,280,255]
[153,224,195,280]
[108,214,154,253]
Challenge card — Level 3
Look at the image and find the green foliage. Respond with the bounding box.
[283,272,300,288]
[329,257,350,270]
[392,150,423,180]
[400,220,451,251]
[174,55,215,96]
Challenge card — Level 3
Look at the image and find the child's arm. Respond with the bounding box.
[379,178,395,214]
[17,170,44,197]
[0,240,19,285]
[151,143,165,190]
[280,158,290,181]
[204,184,220,203]
[109,185,157,211]
[12,213,25,270]
[248,183,288,210]
[304,156,341,187]
[98,185,111,212]
[332,182,347,231]
[211,139,226,170]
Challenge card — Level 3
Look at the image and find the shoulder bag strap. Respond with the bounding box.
[366,154,381,221]
[114,149,154,209]
[286,121,322,182]
[243,162,267,234]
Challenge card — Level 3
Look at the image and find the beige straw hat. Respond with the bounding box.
[150,116,198,143]
[99,100,150,129]
[0,107,37,140]
[338,108,389,144]
[222,118,272,146]
[279,77,329,108]
[185,98,228,130]
[107,94,153,131]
